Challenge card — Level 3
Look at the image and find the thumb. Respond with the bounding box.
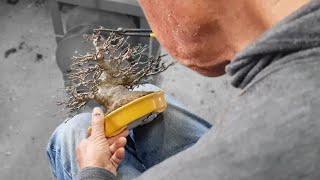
[91,107,105,137]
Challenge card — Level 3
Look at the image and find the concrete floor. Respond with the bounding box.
[0,2,66,179]
[0,1,238,179]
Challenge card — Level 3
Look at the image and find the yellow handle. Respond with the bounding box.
[150,33,156,38]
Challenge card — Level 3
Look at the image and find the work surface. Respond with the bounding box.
[0,1,238,179]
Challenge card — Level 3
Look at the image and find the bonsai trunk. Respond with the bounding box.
[95,84,150,113]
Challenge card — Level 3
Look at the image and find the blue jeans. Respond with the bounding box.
[47,85,212,180]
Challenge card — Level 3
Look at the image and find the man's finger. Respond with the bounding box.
[111,147,125,168]
[110,137,127,154]
[91,107,105,137]
[107,129,129,145]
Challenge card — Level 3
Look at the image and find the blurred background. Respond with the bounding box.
[0,0,238,179]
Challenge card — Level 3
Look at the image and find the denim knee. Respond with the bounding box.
[47,113,92,180]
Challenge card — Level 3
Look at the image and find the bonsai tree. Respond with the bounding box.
[59,29,173,114]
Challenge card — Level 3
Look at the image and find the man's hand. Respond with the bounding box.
[76,107,129,175]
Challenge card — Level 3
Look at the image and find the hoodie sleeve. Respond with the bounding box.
[77,167,117,180]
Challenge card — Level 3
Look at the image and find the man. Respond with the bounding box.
[47,0,320,179]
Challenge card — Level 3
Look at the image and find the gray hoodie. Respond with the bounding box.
[78,1,320,179]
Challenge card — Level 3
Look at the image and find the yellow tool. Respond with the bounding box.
[88,91,166,137]
[94,27,156,38]
[149,33,156,38]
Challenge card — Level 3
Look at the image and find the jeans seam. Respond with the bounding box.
[48,146,72,179]
[47,149,57,178]
[63,167,73,179]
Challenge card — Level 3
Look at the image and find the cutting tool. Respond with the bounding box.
[94,27,156,38]
[88,91,166,137]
